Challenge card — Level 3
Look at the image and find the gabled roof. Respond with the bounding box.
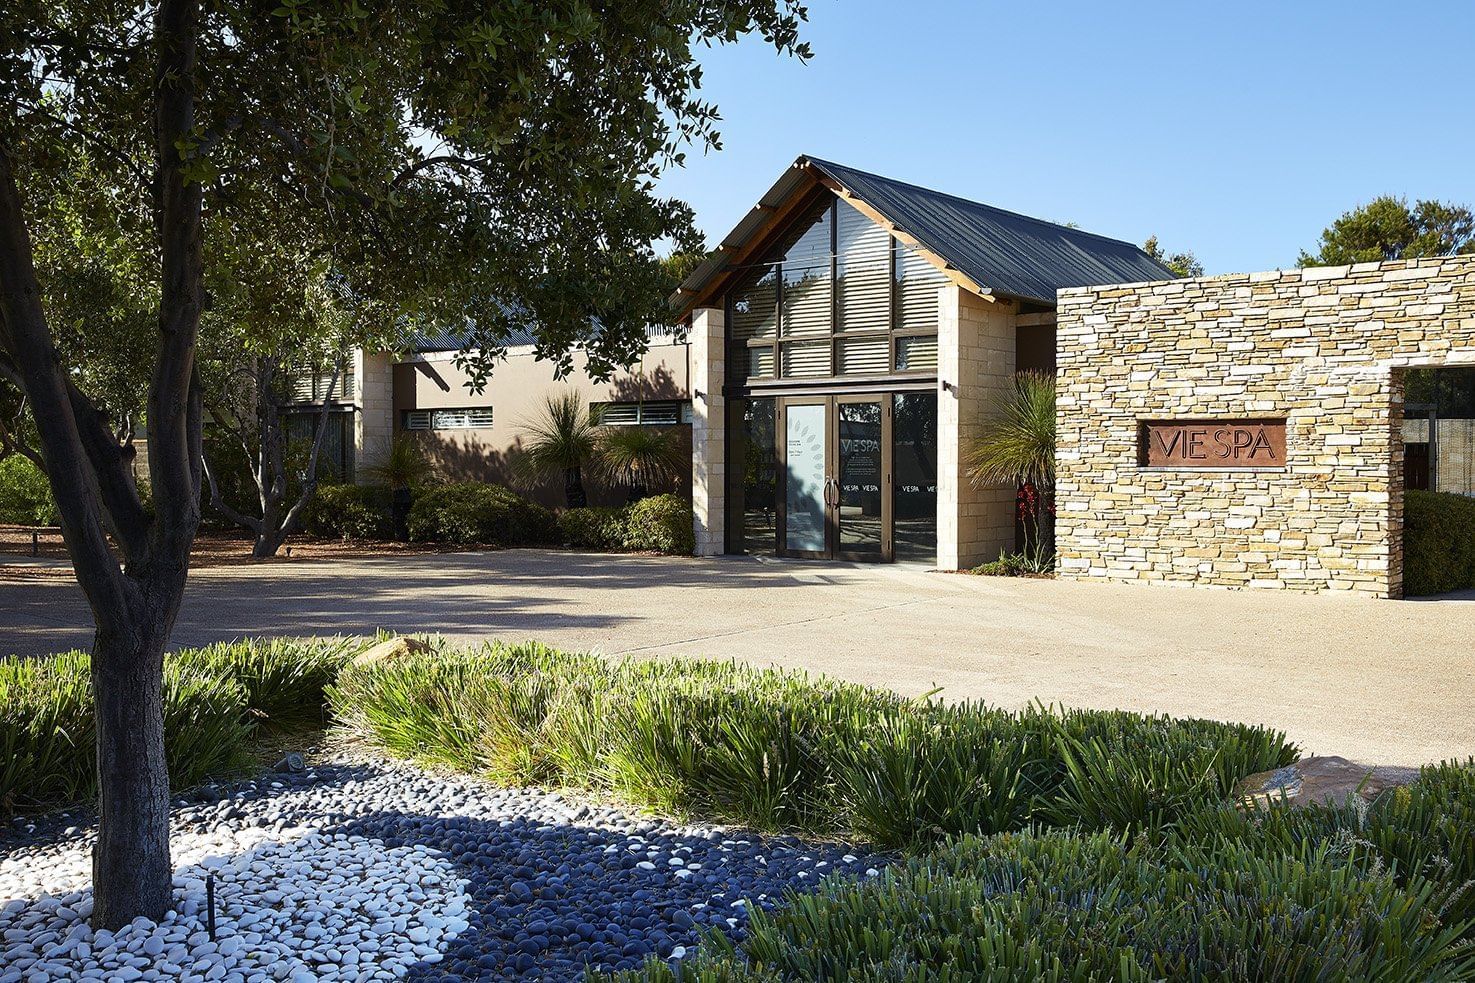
[673,156,1175,315]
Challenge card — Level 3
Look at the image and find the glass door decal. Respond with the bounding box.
[783,402,827,553]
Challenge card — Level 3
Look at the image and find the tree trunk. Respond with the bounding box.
[565,466,587,508]
[90,606,173,930]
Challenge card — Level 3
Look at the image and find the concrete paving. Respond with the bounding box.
[2,549,1472,767]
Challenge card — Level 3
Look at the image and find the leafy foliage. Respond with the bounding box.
[359,434,438,492]
[595,424,688,499]
[515,392,600,507]
[1403,488,1475,596]
[0,454,58,524]
[1299,196,1475,266]
[406,481,557,546]
[1142,234,1204,278]
[301,484,394,541]
[965,371,1056,491]
[557,506,631,550]
[623,493,695,554]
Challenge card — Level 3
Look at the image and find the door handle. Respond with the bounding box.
[823,476,839,507]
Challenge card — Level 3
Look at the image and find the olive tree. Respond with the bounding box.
[0,0,809,928]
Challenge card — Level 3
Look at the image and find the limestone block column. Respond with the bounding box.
[354,350,394,483]
[689,308,726,555]
[936,285,1017,570]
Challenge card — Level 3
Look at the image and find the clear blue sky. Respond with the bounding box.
[657,0,1475,275]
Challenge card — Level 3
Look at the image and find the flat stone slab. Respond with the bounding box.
[1238,755,1422,810]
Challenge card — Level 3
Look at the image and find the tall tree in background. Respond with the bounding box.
[1298,196,1475,266]
[1142,235,1204,278]
[0,0,810,928]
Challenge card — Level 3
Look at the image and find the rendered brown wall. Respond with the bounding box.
[1055,255,1475,598]
[391,342,692,508]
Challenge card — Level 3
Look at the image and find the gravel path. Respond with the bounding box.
[0,761,883,981]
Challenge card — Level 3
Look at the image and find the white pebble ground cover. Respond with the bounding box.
[0,761,883,981]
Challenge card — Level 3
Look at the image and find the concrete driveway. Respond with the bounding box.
[2,550,1472,767]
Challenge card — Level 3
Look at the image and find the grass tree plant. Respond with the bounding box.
[516,392,599,508]
[965,370,1056,565]
[595,423,686,503]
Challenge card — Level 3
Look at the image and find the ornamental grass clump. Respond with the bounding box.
[598,829,1475,982]
[1,638,358,816]
[0,652,252,816]
[330,643,1297,843]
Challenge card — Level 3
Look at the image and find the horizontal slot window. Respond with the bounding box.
[404,407,493,431]
[593,401,690,426]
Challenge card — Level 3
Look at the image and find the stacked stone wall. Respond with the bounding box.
[1055,255,1475,597]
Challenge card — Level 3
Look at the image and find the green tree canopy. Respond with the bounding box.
[1142,235,1204,279]
[0,0,812,929]
[1298,196,1475,267]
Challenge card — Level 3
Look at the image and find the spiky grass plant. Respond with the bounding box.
[597,829,1475,982]
[1,637,359,816]
[595,424,687,502]
[330,643,1298,842]
[515,391,598,507]
[360,432,439,491]
[965,370,1056,560]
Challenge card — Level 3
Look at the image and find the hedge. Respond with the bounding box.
[1404,488,1475,596]
[329,643,1297,844]
[406,481,558,546]
[301,483,394,540]
[556,495,694,555]
[0,637,354,817]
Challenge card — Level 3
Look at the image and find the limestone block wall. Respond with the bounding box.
[1055,255,1475,598]
[689,307,726,556]
[937,285,1018,569]
[354,350,394,482]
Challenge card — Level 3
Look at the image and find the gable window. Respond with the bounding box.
[404,407,493,431]
[725,194,944,384]
[592,400,691,426]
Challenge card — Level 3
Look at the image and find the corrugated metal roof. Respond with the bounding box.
[409,323,682,356]
[673,156,1175,312]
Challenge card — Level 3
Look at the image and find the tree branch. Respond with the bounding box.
[145,0,206,568]
[200,452,259,534]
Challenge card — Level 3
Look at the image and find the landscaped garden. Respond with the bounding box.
[3,637,1472,980]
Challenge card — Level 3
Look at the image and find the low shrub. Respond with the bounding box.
[301,484,393,540]
[623,493,695,555]
[970,549,1052,577]
[0,637,355,816]
[0,455,58,525]
[557,506,629,551]
[598,829,1475,981]
[406,482,556,546]
[1404,488,1475,596]
[330,644,1296,844]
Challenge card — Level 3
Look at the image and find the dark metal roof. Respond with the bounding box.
[409,323,682,356]
[674,156,1175,312]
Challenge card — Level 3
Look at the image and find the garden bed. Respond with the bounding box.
[3,637,1473,981]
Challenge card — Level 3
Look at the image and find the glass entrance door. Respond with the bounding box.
[778,396,892,561]
[835,397,887,560]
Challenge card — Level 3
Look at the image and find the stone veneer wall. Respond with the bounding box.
[688,307,726,556]
[1055,255,1475,598]
[353,350,395,483]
